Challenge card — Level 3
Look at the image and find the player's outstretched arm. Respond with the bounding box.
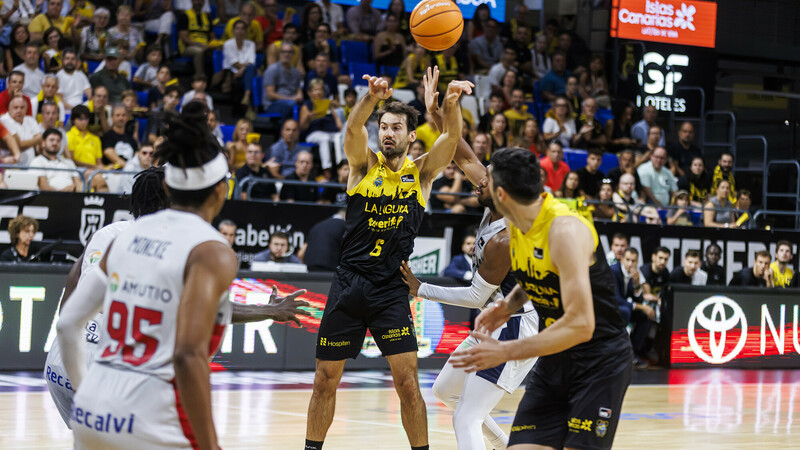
[231,285,310,325]
[344,75,389,188]
[174,242,238,450]
[59,248,84,311]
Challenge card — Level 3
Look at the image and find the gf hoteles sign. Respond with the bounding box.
[611,0,718,49]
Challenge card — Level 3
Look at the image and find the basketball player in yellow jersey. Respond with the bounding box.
[451,147,634,450]
[305,71,474,450]
[770,240,794,288]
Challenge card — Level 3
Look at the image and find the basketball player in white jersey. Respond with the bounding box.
[57,109,300,449]
[399,68,538,450]
[47,164,309,429]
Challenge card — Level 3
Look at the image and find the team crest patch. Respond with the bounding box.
[374,177,383,187]
[596,420,608,438]
[401,174,415,183]
[534,247,544,259]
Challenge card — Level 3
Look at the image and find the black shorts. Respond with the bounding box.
[508,333,633,450]
[316,267,418,360]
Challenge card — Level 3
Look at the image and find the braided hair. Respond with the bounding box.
[129,167,169,218]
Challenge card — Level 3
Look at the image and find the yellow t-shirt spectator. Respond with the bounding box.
[71,0,95,22]
[222,17,263,47]
[770,261,793,288]
[504,106,534,137]
[415,122,440,154]
[67,127,102,165]
[28,14,75,37]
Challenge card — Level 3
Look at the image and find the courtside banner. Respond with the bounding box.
[670,286,800,368]
[610,0,717,48]
[0,266,471,370]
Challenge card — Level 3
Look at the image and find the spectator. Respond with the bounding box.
[478,92,504,133]
[631,105,665,147]
[278,150,318,202]
[540,140,570,192]
[576,148,605,199]
[218,219,237,246]
[666,121,701,177]
[430,162,473,213]
[470,132,491,166]
[636,124,663,167]
[593,181,616,220]
[235,143,278,200]
[641,246,670,301]
[703,179,737,228]
[56,49,91,110]
[612,173,643,222]
[226,118,252,169]
[516,119,546,157]
[488,47,518,88]
[712,152,737,203]
[702,243,725,286]
[320,159,349,205]
[1,97,41,165]
[573,97,607,150]
[208,109,225,146]
[540,167,552,194]
[66,105,101,169]
[141,0,175,50]
[146,85,181,143]
[177,0,214,77]
[408,141,426,161]
[31,75,65,124]
[90,47,131,104]
[735,189,754,228]
[304,54,338,100]
[373,16,406,68]
[108,6,143,58]
[147,65,171,109]
[0,215,38,262]
[669,250,707,285]
[315,0,345,36]
[28,0,74,43]
[40,27,64,74]
[495,70,517,112]
[564,75,581,113]
[666,190,693,226]
[254,0,283,46]
[579,54,610,108]
[466,3,491,40]
[345,0,383,41]
[444,234,476,281]
[253,231,302,263]
[299,78,343,175]
[503,88,534,137]
[180,74,213,111]
[531,34,551,79]
[555,31,585,73]
[117,144,156,193]
[611,247,644,324]
[221,3,263,49]
[508,24,533,78]
[770,241,794,288]
[469,18,503,74]
[133,46,163,89]
[607,149,643,197]
[634,247,670,365]
[29,128,81,192]
[487,112,509,153]
[36,102,67,156]
[605,103,638,151]
[394,44,431,90]
[729,250,773,287]
[555,171,580,200]
[264,42,304,119]
[637,147,677,207]
[79,8,111,61]
[4,24,30,78]
[303,209,346,271]
[678,156,711,207]
[267,119,301,178]
[93,40,134,82]
[606,233,628,266]
[297,3,323,44]
[265,23,304,73]
[14,43,45,99]
[101,104,138,168]
[539,51,572,102]
[84,85,112,136]
[222,19,257,110]
[542,95,576,148]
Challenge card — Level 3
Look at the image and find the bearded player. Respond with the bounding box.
[451,147,633,450]
[304,72,473,450]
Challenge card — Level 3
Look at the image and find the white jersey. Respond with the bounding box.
[96,209,231,382]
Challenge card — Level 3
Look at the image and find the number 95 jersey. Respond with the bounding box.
[339,153,426,285]
[96,209,232,382]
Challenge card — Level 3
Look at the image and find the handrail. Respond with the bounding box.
[0,163,86,186]
[752,209,800,231]
[240,177,479,201]
[84,169,142,192]
[582,198,748,226]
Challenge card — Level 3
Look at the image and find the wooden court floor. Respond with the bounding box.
[1,369,799,449]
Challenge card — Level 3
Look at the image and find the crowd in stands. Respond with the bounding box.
[0,0,760,224]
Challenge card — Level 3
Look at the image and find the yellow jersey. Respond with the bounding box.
[770,261,793,288]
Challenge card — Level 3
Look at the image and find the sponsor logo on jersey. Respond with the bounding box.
[596,419,608,437]
[120,280,173,303]
[46,365,74,392]
[109,273,119,292]
[401,174,415,183]
[374,176,383,187]
[568,417,593,432]
[70,406,136,434]
[599,407,612,419]
[319,337,350,347]
[88,251,102,265]
[534,247,544,259]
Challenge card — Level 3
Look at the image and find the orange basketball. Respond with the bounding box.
[410,0,464,52]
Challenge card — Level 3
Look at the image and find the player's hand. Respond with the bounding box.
[423,66,440,113]
[449,330,508,372]
[474,298,512,334]
[399,260,421,297]
[262,157,280,170]
[266,285,310,326]
[363,75,393,100]
[444,80,474,104]
[640,303,655,320]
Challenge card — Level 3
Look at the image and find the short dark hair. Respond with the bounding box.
[145,44,161,56]
[344,88,356,98]
[490,147,543,204]
[612,233,628,243]
[720,151,734,160]
[377,102,419,131]
[316,23,331,33]
[705,243,721,254]
[685,249,701,259]
[233,19,248,29]
[776,240,792,253]
[737,189,751,199]
[62,47,79,59]
[42,128,62,140]
[624,247,639,257]
[283,23,297,33]
[588,148,604,158]
[270,231,290,244]
[192,73,207,83]
[165,84,182,97]
[8,70,24,81]
[654,246,671,256]
[24,42,39,52]
[71,104,91,119]
[755,250,771,260]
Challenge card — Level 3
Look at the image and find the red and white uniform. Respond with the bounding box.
[70,210,231,449]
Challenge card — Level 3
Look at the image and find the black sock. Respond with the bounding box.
[305,439,324,450]
[411,446,429,450]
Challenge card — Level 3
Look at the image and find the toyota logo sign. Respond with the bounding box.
[688,296,748,364]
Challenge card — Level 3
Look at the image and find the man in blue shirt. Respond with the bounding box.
[266,119,302,178]
[539,51,572,102]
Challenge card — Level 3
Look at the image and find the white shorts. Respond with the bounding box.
[469,311,539,393]
[71,364,195,450]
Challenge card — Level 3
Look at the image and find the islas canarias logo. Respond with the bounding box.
[687,296,748,364]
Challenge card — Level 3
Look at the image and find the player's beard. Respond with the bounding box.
[379,135,408,158]
[476,186,495,209]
